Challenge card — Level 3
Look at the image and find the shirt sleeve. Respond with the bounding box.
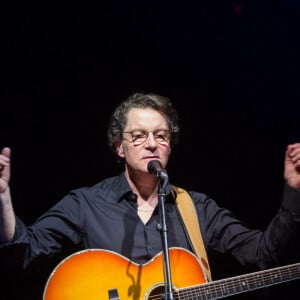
[0,192,83,270]
[192,184,300,270]
[281,183,300,214]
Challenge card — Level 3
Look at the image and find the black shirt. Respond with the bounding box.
[6,172,300,272]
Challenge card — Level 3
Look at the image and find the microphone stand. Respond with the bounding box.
[156,173,174,300]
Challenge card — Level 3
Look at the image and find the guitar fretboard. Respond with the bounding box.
[176,262,300,300]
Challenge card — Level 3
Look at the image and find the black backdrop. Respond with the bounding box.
[1,1,300,299]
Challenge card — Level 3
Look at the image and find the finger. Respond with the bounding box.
[287,144,300,162]
[1,147,11,159]
[0,158,10,170]
[0,148,10,167]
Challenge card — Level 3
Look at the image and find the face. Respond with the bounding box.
[115,107,171,175]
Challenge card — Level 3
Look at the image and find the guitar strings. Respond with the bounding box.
[176,264,300,299]
[146,263,300,300]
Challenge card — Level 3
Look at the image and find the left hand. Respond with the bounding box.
[0,147,11,194]
[284,143,300,190]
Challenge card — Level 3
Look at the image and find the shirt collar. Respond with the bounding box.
[115,171,173,203]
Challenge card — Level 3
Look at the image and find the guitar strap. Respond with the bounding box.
[172,185,212,281]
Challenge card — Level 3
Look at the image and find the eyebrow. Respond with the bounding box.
[125,128,169,132]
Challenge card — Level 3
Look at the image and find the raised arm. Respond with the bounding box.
[0,147,16,243]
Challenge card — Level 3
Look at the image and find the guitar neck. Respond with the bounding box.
[177,262,300,299]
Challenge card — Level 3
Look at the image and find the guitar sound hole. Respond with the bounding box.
[147,284,177,300]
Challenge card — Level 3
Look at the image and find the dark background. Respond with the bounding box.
[1,1,300,299]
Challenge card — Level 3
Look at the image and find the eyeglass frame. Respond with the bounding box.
[122,129,171,145]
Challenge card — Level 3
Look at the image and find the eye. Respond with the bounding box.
[154,130,170,142]
[131,131,147,141]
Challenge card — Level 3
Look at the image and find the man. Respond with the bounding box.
[0,92,300,299]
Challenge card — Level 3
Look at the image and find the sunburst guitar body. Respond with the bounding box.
[43,247,300,300]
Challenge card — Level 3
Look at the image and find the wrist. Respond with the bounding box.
[0,187,11,205]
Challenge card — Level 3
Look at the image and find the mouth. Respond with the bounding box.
[143,156,160,162]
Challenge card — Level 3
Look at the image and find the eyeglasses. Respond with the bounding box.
[122,129,171,145]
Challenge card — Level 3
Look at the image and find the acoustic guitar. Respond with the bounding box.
[43,247,300,300]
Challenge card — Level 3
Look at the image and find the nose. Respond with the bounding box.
[144,132,158,148]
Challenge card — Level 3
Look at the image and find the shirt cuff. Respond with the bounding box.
[281,183,300,214]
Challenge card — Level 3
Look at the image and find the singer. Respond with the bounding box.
[0,93,300,300]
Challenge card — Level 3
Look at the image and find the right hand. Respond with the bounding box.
[0,147,11,194]
[284,143,300,190]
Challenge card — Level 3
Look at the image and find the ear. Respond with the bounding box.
[115,142,125,158]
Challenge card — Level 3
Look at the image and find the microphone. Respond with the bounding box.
[147,160,168,179]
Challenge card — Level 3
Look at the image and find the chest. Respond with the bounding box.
[81,203,191,258]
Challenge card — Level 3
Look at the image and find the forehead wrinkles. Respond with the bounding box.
[125,108,168,130]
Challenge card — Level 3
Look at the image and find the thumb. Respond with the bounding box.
[1,147,11,159]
